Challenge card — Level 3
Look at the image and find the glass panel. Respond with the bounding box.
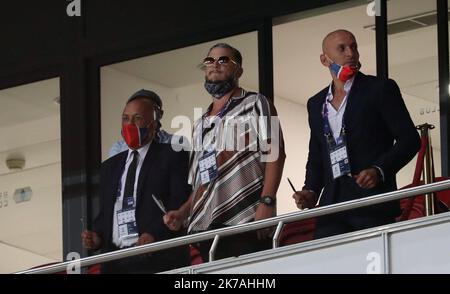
[0,78,62,273]
[273,1,376,214]
[388,0,440,186]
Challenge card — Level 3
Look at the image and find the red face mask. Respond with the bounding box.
[325,55,360,82]
[329,62,358,82]
[121,124,150,149]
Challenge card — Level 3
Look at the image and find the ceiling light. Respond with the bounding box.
[6,158,25,171]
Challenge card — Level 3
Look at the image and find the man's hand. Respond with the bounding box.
[255,202,276,240]
[81,230,102,250]
[163,210,185,231]
[136,232,155,246]
[292,190,318,210]
[353,168,379,189]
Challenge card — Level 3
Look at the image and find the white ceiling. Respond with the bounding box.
[0,78,60,128]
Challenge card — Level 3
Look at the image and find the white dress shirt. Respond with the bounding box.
[112,142,150,248]
[324,77,355,141]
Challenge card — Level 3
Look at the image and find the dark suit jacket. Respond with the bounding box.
[304,72,420,217]
[93,140,191,272]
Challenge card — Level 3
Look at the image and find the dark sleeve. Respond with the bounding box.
[372,79,421,177]
[92,208,104,240]
[92,162,107,241]
[168,150,192,209]
[144,150,191,241]
[303,99,324,195]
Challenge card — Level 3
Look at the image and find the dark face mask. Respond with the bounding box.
[204,77,237,99]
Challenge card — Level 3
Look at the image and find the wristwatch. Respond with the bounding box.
[259,196,276,206]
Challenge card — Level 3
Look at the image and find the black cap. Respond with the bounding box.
[127,89,162,108]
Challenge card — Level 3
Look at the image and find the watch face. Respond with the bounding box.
[261,196,275,206]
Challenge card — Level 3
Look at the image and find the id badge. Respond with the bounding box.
[117,208,136,225]
[118,222,138,239]
[117,208,137,239]
[327,135,351,179]
[198,150,218,185]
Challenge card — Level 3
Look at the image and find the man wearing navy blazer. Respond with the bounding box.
[292,30,420,239]
[82,90,191,273]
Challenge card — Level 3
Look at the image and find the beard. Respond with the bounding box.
[204,75,237,99]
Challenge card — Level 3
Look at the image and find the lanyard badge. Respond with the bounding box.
[116,196,138,241]
[198,150,218,185]
[323,102,351,179]
[197,99,236,186]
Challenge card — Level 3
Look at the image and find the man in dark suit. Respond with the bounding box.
[81,90,191,273]
[292,30,420,239]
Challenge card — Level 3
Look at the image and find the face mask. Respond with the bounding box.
[121,123,150,149]
[204,77,236,99]
[329,61,358,82]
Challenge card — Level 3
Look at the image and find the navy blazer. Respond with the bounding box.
[304,72,420,216]
[93,140,191,253]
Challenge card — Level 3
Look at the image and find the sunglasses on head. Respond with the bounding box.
[202,56,238,67]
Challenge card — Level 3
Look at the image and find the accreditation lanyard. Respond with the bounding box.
[198,98,235,186]
[116,166,138,242]
[323,100,351,179]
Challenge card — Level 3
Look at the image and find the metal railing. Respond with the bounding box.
[16,179,450,274]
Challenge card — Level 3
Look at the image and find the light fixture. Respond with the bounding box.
[6,157,25,171]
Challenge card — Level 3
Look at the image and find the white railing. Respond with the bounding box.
[16,180,450,274]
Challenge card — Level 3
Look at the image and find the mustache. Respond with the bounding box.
[205,75,235,84]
